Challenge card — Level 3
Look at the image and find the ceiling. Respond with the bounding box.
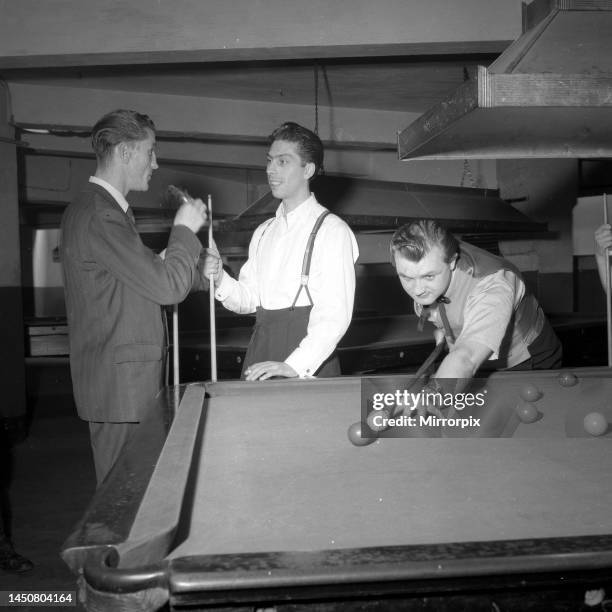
[1,55,499,115]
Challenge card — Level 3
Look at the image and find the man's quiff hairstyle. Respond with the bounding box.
[268,121,324,178]
[91,109,156,164]
[390,219,459,266]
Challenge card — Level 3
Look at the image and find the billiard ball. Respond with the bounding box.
[583,412,608,437]
[515,401,539,424]
[366,409,390,433]
[558,372,578,387]
[347,421,377,446]
[520,383,542,402]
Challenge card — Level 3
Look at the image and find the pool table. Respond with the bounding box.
[61,368,612,611]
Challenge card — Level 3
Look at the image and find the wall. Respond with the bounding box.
[497,158,578,313]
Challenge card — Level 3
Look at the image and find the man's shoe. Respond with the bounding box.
[0,547,33,573]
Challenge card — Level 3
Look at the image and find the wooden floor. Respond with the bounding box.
[0,395,94,611]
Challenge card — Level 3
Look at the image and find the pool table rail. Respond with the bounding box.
[61,371,612,611]
[76,534,612,609]
[60,385,202,574]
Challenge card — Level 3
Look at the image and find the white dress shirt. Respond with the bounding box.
[215,194,359,376]
[89,176,129,212]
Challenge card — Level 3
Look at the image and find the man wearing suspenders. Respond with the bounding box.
[390,220,562,392]
[207,122,359,381]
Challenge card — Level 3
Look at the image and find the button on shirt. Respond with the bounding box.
[215,195,359,377]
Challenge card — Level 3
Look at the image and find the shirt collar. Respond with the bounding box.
[276,194,316,228]
[415,268,455,316]
[444,262,461,303]
[89,176,130,213]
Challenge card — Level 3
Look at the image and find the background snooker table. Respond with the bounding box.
[178,313,437,379]
[61,369,612,611]
[176,312,608,380]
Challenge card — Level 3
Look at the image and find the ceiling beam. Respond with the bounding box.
[9,82,411,147]
[10,83,498,185]
[20,133,498,188]
[0,43,513,71]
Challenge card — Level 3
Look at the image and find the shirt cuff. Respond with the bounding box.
[285,350,318,379]
[213,270,231,300]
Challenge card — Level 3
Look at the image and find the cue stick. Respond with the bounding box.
[167,185,187,391]
[208,194,218,382]
[172,303,180,409]
[411,337,446,385]
[605,193,612,367]
[387,339,446,420]
[173,304,180,386]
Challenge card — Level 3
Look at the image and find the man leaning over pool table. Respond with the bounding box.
[390,220,562,404]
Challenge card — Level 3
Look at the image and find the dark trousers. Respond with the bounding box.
[242,306,341,378]
[0,427,11,548]
[507,317,563,371]
[88,421,138,486]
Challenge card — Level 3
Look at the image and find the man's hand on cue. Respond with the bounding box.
[415,379,448,419]
[433,328,446,346]
[245,361,298,381]
[174,196,208,233]
[203,243,223,284]
[416,398,444,420]
[595,223,612,255]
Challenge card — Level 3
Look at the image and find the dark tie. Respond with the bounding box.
[126,207,136,225]
[418,296,455,344]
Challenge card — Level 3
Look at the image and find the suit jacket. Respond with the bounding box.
[60,182,202,422]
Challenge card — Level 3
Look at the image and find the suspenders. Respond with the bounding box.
[255,209,331,310]
[291,211,330,309]
[418,296,456,344]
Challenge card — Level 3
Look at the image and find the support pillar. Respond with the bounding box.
[0,82,26,419]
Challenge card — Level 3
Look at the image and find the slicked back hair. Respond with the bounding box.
[269,122,324,178]
[91,109,156,164]
[390,219,459,267]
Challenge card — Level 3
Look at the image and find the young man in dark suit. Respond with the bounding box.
[61,109,208,485]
